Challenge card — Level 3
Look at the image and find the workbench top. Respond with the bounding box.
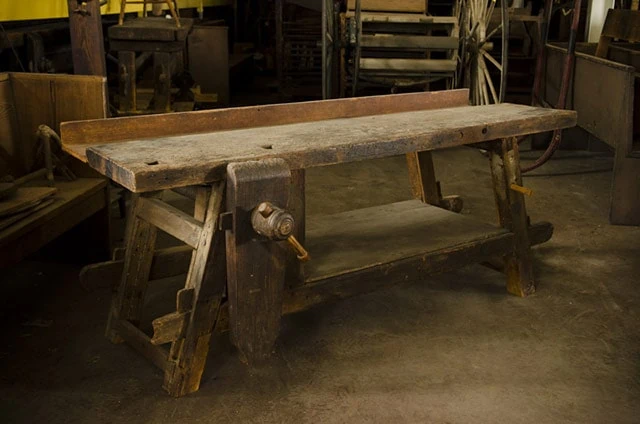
[85,103,576,192]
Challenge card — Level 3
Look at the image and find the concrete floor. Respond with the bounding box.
[1,147,639,423]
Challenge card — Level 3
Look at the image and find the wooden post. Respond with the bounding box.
[164,183,227,397]
[153,52,172,112]
[67,0,107,76]
[106,192,161,342]
[118,51,136,113]
[489,137,535,297]
[226,159,290,365]
[406,151,463,212]
[406,151,440,205]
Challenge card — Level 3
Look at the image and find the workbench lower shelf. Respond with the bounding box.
[285,200,553,313]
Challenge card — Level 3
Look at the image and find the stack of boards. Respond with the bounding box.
[0,185,57,231]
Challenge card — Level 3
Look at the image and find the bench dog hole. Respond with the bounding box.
[146,161,159,166]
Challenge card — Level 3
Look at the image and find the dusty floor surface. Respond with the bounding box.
[1,147,639,423]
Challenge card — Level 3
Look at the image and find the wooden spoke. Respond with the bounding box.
[481,49,502,72]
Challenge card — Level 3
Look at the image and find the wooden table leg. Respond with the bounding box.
[226,159,290,365]
[106,191,161,342]
[118,50,136,113]
[406,151,463,212]
[489,137,535,297]
[163,183,227,396]
[153,52,172,113]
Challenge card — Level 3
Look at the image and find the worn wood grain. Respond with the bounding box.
[360,58,458,72]
[108,17,193,41]
[595,9,640,58]
[0,179,108,268]
[8,73,107,173]
[303,200,508,282]
[106,192,161,342]
[0,187,57,217]
[347,0,426,13]
[85,104,577,192]
[361,35,459,50]
[287,221,553,314]
[67,0,107,76]
[164,182,226,397]
[490,138,534,296]
[79,245,192,291]
[115,319,169,370]
[226,159,290,365]
[137,197,203,248]
[61,89,469,157]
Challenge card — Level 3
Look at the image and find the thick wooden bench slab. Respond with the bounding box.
[85,104,576,192]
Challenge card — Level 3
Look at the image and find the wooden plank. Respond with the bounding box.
[0,198,55,231]
[110,40,185,52]
[360,58,458,72]
[85,103,577,192]
[0,178,108,267]
[67,0,107,76]
[9,73,107,173]
[108,17,193,41]
[79,245,193,291]
[347,12,458,24]
[106,192,160,342]
[347,0,426,13]
[226,159,289,365]
[0,187,57,217]
[286,221,552,314]
[61,89,469,159]
[304,200,508,281]
[115,319,168,370]
[164,183,226,397]
[361,34,459,50]
[151,311,189,345]
[137,197,203,249]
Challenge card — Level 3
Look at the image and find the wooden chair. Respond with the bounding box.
[119,0,181,27]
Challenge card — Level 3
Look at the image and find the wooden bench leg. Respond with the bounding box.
[106,192,161,342]
[153,52,172,113]
[489,137,535,297]
[406,151,463,213]
[118,50,136,113]
[163,183,227,397]
[226,159,290,365]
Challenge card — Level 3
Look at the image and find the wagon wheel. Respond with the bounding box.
[322,0,337,99]
[458,0,509,105]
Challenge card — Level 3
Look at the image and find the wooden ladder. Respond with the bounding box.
[105,183,226,397]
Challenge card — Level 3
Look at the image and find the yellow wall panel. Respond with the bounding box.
[0,0,231,22]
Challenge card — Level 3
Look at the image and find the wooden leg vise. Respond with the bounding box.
[226,159,306,365]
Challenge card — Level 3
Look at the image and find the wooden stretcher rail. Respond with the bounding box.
[84,104,576,192]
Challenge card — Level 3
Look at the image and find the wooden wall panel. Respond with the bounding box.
[9,73,107,172]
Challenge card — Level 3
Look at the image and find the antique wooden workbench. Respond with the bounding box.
[61,89,576,397]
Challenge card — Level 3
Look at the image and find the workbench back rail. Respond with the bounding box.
[60,89,470,160]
